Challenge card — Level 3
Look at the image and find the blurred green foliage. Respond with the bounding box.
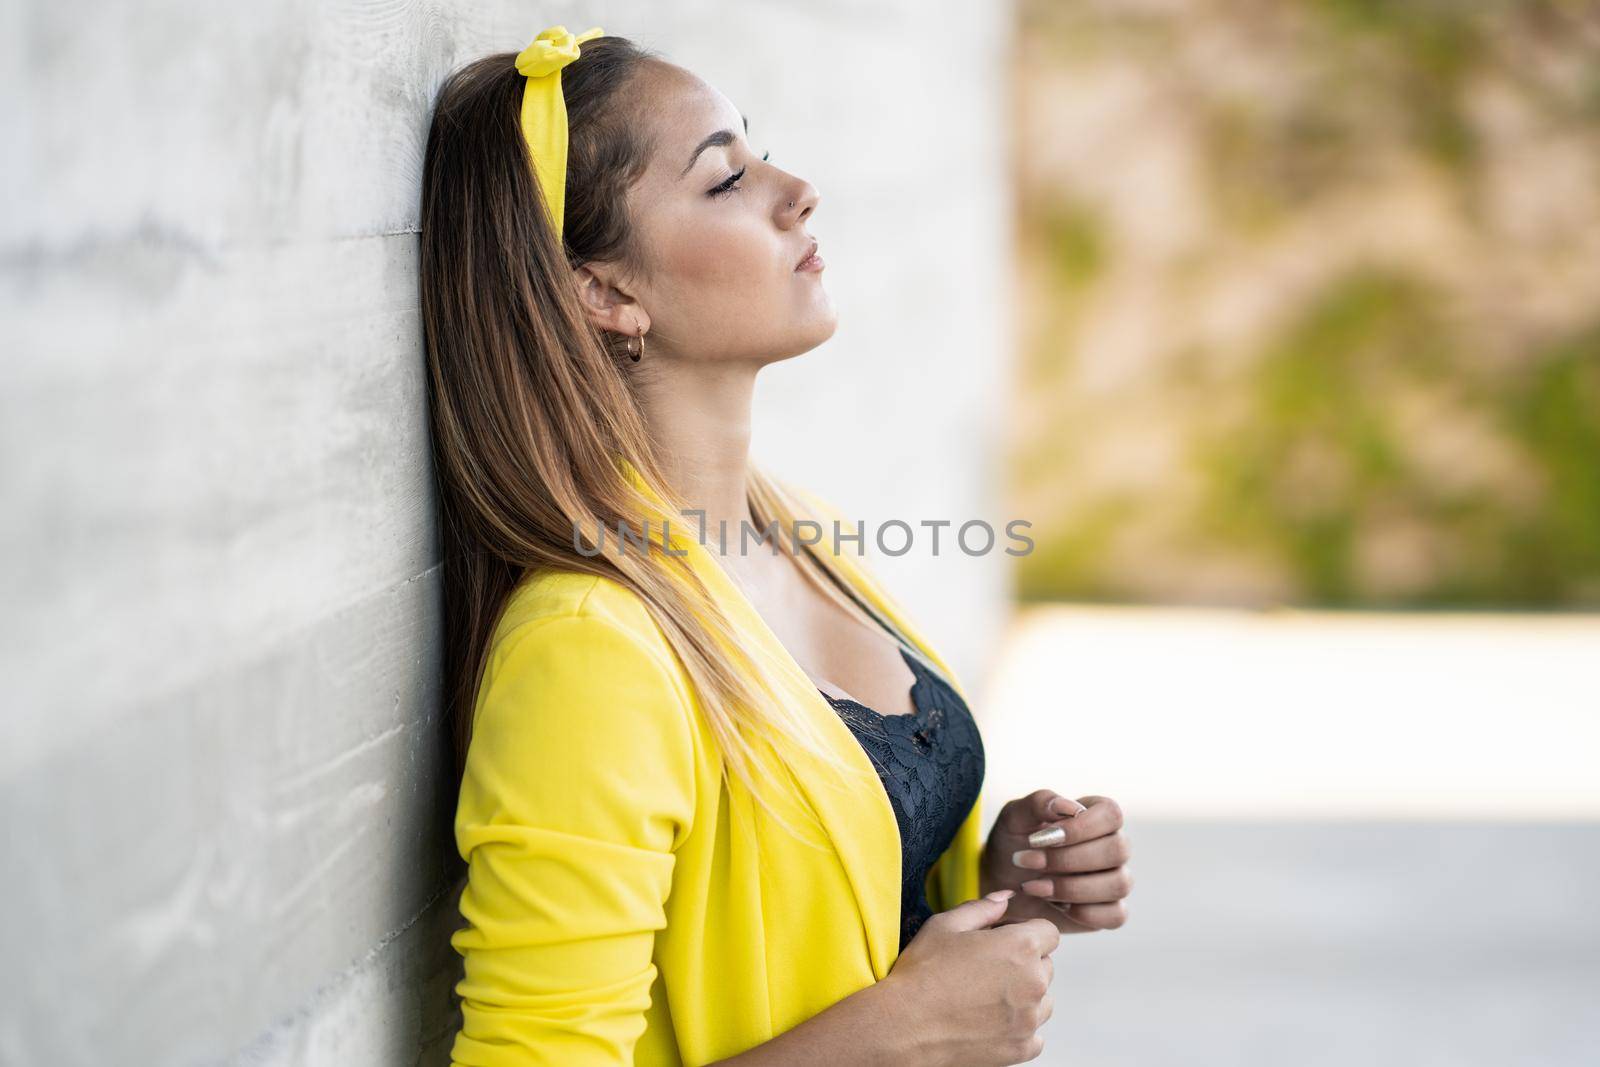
[1012,0,1600,608]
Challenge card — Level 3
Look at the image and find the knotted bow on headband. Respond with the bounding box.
[515,24,604,240]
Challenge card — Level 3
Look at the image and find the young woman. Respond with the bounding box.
[420,27,1134,1067]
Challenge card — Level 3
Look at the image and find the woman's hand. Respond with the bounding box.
[979,790,1133,934]
[710,889,1056,1067]
[880,889,1060,1066]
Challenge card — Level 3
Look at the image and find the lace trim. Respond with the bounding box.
[821,646,986,949]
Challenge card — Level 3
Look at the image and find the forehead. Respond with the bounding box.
[633,62,746,182]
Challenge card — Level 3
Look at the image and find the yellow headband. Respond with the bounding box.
[515,25,604,240]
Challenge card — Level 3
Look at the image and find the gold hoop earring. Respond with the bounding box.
[627,313,645,363]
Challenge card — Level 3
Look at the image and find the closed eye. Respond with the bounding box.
[710,150,772,198]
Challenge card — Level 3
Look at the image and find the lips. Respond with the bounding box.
[795,239,819,271]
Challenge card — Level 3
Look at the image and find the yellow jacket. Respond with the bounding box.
[449,462,986,1065]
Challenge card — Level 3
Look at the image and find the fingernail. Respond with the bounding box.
[986,889,1015,902]
[1021,878,1054,897]
[1050,797,1087,817]
[1012,849,1047,870]
[1028,825,1068,849]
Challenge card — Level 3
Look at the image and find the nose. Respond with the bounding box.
[781,178,819,228]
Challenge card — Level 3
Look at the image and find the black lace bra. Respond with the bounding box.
[817,644,986,951]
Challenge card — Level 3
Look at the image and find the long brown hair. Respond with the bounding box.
[419,37,913,846]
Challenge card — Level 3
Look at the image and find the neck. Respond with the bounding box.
[636,359,760,560]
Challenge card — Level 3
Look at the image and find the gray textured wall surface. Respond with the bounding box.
[0,2,1013,1064]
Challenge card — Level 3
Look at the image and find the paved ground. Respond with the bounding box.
[1026,819,1600,1066]
[973,605,1600,1064]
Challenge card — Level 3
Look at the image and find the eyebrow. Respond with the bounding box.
[680,113,750,179]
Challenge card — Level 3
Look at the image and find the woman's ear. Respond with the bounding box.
[573,263,650,337]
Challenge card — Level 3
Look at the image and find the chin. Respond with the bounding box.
[765,313,839,365]
[803,307,840,349]
[817,304,840,338]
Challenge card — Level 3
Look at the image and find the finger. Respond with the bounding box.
[1000,889,1101,934]
[1075,795,1125,832]
[1058,899,1128,931]
[931,889,1016,934]
[1021,916,1063,957]
[1023,830,1130,874]
[1020,865,1134,904]
[1000,914,1063,957]
[1032,790,1088,822]
[996,789,1085,835]
[1029,795,1123,849]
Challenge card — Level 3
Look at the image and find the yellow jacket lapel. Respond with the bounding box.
[615,456,905,978]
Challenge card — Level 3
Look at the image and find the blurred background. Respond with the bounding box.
[3,1,1597,1064]
[983,1,1600,1064]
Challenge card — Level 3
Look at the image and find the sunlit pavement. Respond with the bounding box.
[976,605,1600,1065]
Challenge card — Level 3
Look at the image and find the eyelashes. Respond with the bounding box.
[710,150,772,198]
[709,168,745,197]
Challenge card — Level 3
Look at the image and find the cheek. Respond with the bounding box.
[655,215,772,300]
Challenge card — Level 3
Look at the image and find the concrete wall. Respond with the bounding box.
[0,2,1013,1063]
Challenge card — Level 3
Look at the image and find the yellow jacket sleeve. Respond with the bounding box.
[449,611,697,1066]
